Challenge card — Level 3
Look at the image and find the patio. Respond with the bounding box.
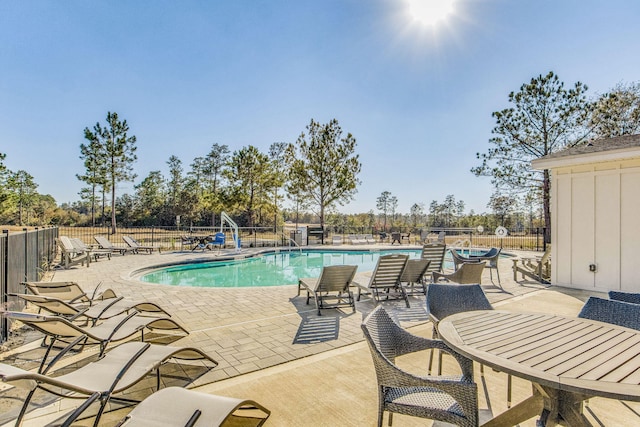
[1,245,639,426]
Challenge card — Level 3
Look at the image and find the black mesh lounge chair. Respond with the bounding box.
[106,386,271,427]
[354,254,410,308]
[123,235,161,254]
[0,341,217,427]
[399,258,431,296]
[3,311,189,367]
[608,290,640,305]
[297,265,358,315]
[361,306,478,427]
[578,297,640,330]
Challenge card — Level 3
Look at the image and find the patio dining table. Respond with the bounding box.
[438,310,640,427]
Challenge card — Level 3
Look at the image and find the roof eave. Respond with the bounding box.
[532,147,640,170]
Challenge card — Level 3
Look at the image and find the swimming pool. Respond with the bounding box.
[140,249,426,288]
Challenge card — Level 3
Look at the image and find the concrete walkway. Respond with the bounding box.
[2,245,639,425]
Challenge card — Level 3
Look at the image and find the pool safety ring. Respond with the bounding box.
[495,226,508,237]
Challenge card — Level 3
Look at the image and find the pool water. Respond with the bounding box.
[140,249,427,288]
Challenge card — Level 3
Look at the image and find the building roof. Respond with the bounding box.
[532,134,640,169]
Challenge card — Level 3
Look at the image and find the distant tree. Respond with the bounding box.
[286,119,361,229]
[166,155,184,221]
[471,71,592,241]
[487,193,516,227]
[134,171,165,224]
[203,143,230,226]
[0,153,8,207]
[590,81,640,138]
[409,203,424,228]
[224,145,272,228]
[77,132,108,226]
[83,112,137,234]
[5,170,38,225]
[376,191,395,231]
[268,142,288,230]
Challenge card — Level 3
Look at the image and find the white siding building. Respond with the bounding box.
[532,134,640,293]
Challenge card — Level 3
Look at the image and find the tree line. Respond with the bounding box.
[0,72,638,234]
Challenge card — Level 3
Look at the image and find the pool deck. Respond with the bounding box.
[2,244,640,426]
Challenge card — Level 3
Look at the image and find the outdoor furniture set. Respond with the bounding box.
[1,280,271,426]
[359,280,640,426]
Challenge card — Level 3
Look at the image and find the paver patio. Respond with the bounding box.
[2,245,639,426]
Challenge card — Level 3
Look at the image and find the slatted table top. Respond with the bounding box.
[438,310,640,401]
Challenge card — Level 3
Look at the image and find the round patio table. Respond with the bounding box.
[438,310,640,427]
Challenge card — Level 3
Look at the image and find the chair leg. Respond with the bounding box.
[507,374,512,408]
[15,388,37,427]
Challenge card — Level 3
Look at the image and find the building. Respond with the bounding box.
[532,134,640,292]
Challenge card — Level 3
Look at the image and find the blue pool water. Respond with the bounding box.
[140,249,428,288]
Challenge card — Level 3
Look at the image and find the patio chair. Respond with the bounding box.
[361,306,478,427]
[420,242,447,276]
[432,262,486,284]
[0,341,217,427]
[106,386,271,427]
[578,296,640,330]
[331,235,343,245]
[452,247,502,287]
[298,265,358,315]
[12,293,170,326]
[512,247,551,284]
[399,258,431,296]
[608,290,640,305]
[94,235,136,255]
[123,235,161,254]
[354,254,410,308]
[23,280,117,304]
[68,237,113,262]
[56,237,91,269]
[3,310,189,367]
[426,283,513,407]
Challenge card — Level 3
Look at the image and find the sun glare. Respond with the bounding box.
[407,0,456,26]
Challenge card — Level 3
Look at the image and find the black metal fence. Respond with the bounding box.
[1,227,59,341]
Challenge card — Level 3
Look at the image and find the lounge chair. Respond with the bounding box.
[12,293,170,326]
[0,341,217,427]
[94,235,136,255]
[420,242,447,276]
[331,235,343,245]
[399,258,431,296]
[347,234,364,245]
[354,254,409,308]
[123,235,161,254]
[361,306,478,427]
[432,261,486,284]
[608,290,640,304]
[56,236,91,269]
[512,247,551,283]
[3,310,189,364]
[578,296,640,330]
[107,386,271,427]
[23,280,117,304]
[297,265,358,315]
[69,237,113,261]
[364,234,376,244]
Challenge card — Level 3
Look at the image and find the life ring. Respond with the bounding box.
[495,226,508,237]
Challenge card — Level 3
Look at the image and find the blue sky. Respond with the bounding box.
[1,0,639,215]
